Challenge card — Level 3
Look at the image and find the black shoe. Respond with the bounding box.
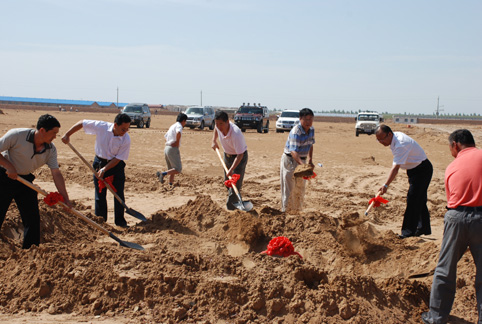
[415,229,431,236]
[156,171,165,184]
[117,223,129,228]
[398,233,415,239]
[421,311,432,324]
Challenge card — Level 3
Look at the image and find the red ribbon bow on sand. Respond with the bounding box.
[43,192,64,206]
[98,176,116,193]
[224,174,240,188]
[303,171,317,180]
[261,236,302,258]
[368,196,389,207]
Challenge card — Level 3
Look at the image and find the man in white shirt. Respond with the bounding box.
[62,114,131,228]
[376,124,433,238]
[211,111,248,210]
[157,113,187,187]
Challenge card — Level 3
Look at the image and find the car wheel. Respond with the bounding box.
[138,120,144,128]
[199,121,204,130]
[356,130,359,137]
[209,121,215,130]
[276,129,282,133]
[146,119,151,128]
[241,128,246,132]
[264,121,269,133]
[257,122,262,133]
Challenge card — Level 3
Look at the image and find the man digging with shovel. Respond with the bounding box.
[211,110,249,211]
[0,114,71,249]
[62,113,132,228]
[280,108,315,213]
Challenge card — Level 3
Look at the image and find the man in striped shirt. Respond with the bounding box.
[280,108,315,212]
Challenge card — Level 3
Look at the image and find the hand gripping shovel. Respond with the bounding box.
[215,148,253,212]
[66,142,147,222]
[16,176,144,251]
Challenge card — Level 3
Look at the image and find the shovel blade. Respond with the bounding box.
[234,200,253,212]
[109,232,145,251]
[126,208,147,222]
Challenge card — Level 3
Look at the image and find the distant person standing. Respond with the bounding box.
[157,113,187,187]
[62,113,131,228]
[211,111,248,210]
[280,108,315,212]
[0,114,71,249]
[422,129,482,324]
[376,124,433,238]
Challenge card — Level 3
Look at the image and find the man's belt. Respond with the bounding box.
[447,206,482,212]
[285,153,306,160]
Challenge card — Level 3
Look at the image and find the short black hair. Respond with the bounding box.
[299,108,314,118]
[214,110,229,122]
[377,124,392,134]
[177,113,188,123]
[449,129,475,146]
[37,114,60,131]
[114,113,131,125]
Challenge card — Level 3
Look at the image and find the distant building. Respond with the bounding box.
[393,116,418,124]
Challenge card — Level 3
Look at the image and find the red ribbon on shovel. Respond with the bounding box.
[303,171,317,180]
[43,192,64,206]
[261,236,302,258]
[224,174,240,188]
[98,175,116,193]
[368,195,389,207]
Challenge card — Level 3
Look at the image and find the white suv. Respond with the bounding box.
[185,106,215,130]
[276,110,300,133]
[355,111,383,136]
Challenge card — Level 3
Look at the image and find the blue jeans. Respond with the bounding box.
[427,207,482,324]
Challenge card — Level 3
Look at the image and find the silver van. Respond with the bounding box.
[185,106,215,130]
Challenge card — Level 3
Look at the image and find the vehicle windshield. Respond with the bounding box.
[185,108,203,115]
[358,114,379,121]
[281,111,299,118]
[237,107,263,114]
[123,106,143,113]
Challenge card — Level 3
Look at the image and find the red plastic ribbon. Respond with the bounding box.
[368,196,389,207]
[303,171,317,180]
[43,192,64,206]
[224,174,240,188]
[261,236,302,258]
[98,175,116,193]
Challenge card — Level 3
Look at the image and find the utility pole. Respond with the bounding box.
[435,96,444,118]
[116,86,119,109]
[200,90,203,106]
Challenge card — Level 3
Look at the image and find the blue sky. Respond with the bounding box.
[1,0,481,114]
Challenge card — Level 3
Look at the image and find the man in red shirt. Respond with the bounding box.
[422,129,482,324]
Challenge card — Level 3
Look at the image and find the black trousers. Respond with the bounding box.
[0,169,39,249]
[92,156,127,226]
[224,151,248,210]
[402,159,433,236]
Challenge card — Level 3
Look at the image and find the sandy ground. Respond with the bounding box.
[0,108,481,323]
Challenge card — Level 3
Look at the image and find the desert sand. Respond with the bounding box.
[0,108,480,323]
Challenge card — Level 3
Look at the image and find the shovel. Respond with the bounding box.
[16,176,144,251]
[66,142,147,222]
[215,148,253,212]
[365,190,382,216]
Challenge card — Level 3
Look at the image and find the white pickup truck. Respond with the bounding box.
[355,111,383,137]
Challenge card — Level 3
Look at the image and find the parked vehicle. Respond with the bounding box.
[355,111,383,136]
[276,110,300,133]
[185,106,215,130]
[233,103,269,133]
[122,103,151,128]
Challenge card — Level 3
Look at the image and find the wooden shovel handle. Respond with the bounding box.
[365,190,382,216]
[215,148,242,197]
[66,142,128,209]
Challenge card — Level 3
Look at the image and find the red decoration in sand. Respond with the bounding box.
[303,171,317,180]
[98,176,116,193]
[43,192,64,206]
[224,174,240,188]
[261,236,302,258]
[368,196,389,207]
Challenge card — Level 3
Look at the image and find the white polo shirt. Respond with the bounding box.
[83,120,130,161]
[216,122,247,155]
[164,122,183,147]
[390,131,427,170]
